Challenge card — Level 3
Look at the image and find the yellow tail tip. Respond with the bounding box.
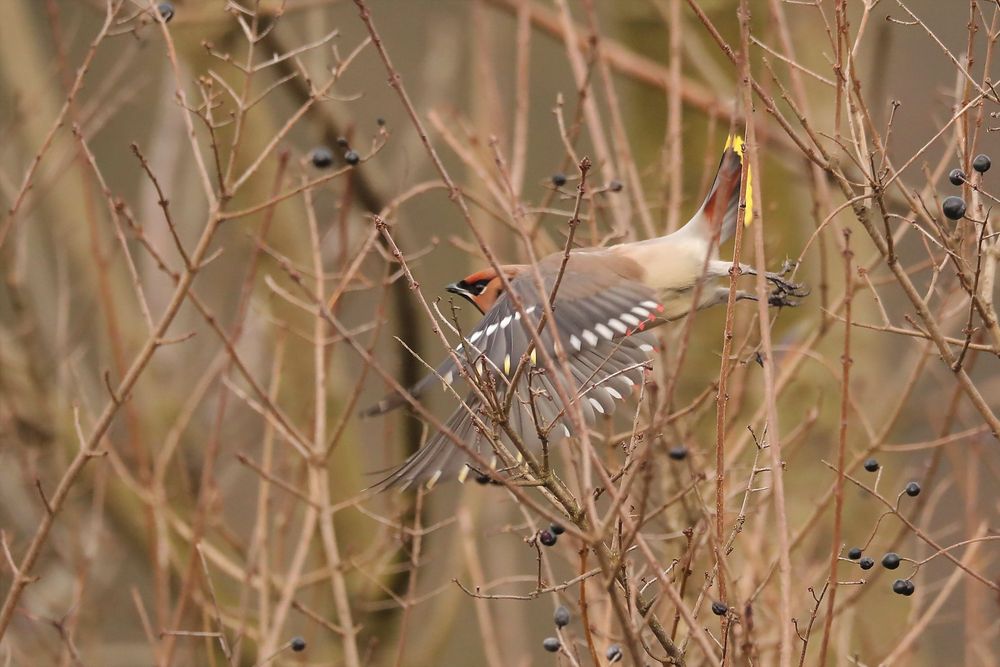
[725,133,754,227]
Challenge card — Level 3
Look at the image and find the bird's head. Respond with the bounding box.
[446,266,522,314]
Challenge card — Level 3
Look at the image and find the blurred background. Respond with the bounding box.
[1,0,998,665]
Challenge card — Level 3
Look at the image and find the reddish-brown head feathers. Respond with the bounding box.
[446,266,523,314]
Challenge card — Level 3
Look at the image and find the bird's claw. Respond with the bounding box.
[764,260,809,300]
[777,258,797,276]
[768,289,800,308]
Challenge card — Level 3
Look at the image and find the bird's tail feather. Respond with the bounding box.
[690,134,753,245]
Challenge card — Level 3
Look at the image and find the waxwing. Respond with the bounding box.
[365,137,807,490]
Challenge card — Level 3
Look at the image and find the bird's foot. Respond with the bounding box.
[768,289,801,308]
[764,260,809,299]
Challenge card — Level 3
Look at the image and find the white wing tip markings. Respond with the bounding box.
[562,423,571,437]
[594,323,614,340]
[621,313,641,326]
[588,397,605,414]
[426,469,443,489]
[639,343,655,353]
[458,465,470,484]
[608,318,628,334]
[582,330,599,347]
[606,387,623,400]
[570,335,582,351]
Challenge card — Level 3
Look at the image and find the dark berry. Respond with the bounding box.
[863,458,880,472]
[668,446,688,461]
[550,522,565,535]
[859,556,875,570]
[157,2,174,22]
[290,636,306,652]
[336,137,350,148]
[551,173,567,187]
[973,153,991,173]
[542,637,560,652]
[608,179,624,192]
[606,644,623,663]
[948,168,966,185]
[539,530,557,547]
[344,150,360,166]
[904,481,921,497]
[942,196,967,220]
[892,579,915,596]
[882,552,901,569]
[311,147,334,169]
[376,117,386,127]
[475,473,491,485]
[554,605,570,628]
[847,547,862,560]
[711,601,727,616]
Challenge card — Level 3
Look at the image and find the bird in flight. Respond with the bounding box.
[365,136,807,490]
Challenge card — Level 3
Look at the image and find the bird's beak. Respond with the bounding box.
[446,282,473,299]
[446,282,485,313]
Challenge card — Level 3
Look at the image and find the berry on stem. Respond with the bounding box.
[539,530,557,547]
[344,150,360,166]
[311,147,334,169]
[904,481,921,497]
[973,154,991,173]
[711,601,727,616]
[157,2,175,22]
[948,168,966,185]
[859,556,875,570]
[554,605,570,628]
[847,547,862,560]
[863,458,880,472]
[551,173,567,187]
[550,522,565,535]
[608,179,624,192]
[542,637,560,653]
[942,196,967,220]
[892,579,915,596]
[882,552,901,569]
[290,636,306,652]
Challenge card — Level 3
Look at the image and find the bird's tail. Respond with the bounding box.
[687,134,754,244]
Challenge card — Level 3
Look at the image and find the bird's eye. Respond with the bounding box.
[472,279,491,295]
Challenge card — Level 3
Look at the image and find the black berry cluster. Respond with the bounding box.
[943,153,992,220]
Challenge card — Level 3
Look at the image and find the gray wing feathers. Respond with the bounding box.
[370,265,662,490]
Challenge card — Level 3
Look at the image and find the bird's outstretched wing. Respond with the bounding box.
[368,255,667,490]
